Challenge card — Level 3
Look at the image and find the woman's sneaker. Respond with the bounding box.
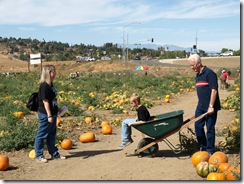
[51,152,66,160]
[36,156,48,163]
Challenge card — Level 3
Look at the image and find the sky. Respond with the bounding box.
[0,0,241,52]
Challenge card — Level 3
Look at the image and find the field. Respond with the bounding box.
[0,55,241,180]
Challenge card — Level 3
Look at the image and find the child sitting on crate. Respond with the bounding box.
[118,93,152,149]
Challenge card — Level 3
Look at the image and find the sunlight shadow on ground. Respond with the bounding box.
[65,149,122,159]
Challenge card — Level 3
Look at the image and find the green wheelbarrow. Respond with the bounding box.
[129,110,208,157]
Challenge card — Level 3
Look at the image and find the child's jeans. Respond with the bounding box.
[121,118,137,142]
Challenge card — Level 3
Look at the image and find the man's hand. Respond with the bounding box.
[207,107,214,115]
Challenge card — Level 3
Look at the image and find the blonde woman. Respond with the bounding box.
[34,65,66,163]
[118,93,152,149]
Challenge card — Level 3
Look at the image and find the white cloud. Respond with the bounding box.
[0,0,240,26]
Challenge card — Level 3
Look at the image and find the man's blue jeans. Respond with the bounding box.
[121,118,137,142]
[34,112,58,158]
[195,108,218,155]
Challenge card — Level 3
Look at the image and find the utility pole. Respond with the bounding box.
[122,22,141,62]
[195,28,198,53]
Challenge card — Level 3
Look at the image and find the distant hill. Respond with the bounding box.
[118,43,194,52]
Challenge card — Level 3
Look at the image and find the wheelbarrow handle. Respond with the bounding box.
[180,112,209,130]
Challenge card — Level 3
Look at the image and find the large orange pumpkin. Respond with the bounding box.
[79,132,95,143]
[208,151,228,169]
[226,166,240,180]
[0,155,9,171]
[218,163,231,173]
[191,151,211,167]
[61,139,72,150]
[206,172,226,180]
[102,124,112,135]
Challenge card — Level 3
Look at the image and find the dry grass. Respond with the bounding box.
[0,54,240,78]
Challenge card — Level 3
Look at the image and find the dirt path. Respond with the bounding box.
[1,87,237,181]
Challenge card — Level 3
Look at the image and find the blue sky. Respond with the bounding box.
[0,0,241,52]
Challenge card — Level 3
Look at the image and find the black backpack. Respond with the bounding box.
[26,92,39,111]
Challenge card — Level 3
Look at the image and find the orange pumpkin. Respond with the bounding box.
[0,155,9,171]
[85,117,92,124]
[79,132,95,143]
[218,163,231,173]
[191,151,211,167]
[206,172,226,180]
[61,139,72,150]
[101,121,110,127]
[13,111,25,118]
[56,117,63,127]
[164,98,170,103]
[102,124,112,135]
[208,151,228,169]
[226,166,240,180]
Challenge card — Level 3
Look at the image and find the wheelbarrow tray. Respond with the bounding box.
[131,110,184,139]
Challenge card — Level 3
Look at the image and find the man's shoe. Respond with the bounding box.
[36,156,48,163]
[51,153,66,160]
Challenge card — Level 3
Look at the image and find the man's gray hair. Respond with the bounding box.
[188,54,202,64]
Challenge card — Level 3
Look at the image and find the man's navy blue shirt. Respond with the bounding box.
[195,66,221,111]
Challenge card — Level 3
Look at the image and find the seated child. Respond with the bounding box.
[118,93,151,149]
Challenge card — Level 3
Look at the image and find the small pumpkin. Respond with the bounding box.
[206,172,226,180]
[164,98,170,103]
[79,132,95,143]
[208,151,228,169]
[191,151,211,167]
[101,121,110,127]
[29,149,36,159]
[85,117,92,124]
[195,161,216,178]
[165,95,170,99]
[61,139,72,150]
[102,124,112,135]
[0,154,9,171]
[226,166,240,180]
[13,111,25,118]
[56,117,63,127]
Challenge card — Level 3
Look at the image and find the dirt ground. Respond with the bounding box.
[0,55,241,181]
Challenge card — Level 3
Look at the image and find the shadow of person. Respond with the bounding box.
[65,149,122,159]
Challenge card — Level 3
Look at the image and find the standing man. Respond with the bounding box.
[188,54,221,155]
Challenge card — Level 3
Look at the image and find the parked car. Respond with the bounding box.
[220,51,233,56]
[101,56,112,60]
[134,56,141,60]
[76,58,86,63]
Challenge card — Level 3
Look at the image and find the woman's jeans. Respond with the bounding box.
[121,118,137,142]
[34,112,58,158]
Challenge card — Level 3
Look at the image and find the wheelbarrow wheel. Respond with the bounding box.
[137,138,159,157]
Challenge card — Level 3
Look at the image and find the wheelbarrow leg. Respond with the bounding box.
[135,128,180,154]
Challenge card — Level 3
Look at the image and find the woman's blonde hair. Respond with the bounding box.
[39,65,55,85]
[130,93,141,104]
